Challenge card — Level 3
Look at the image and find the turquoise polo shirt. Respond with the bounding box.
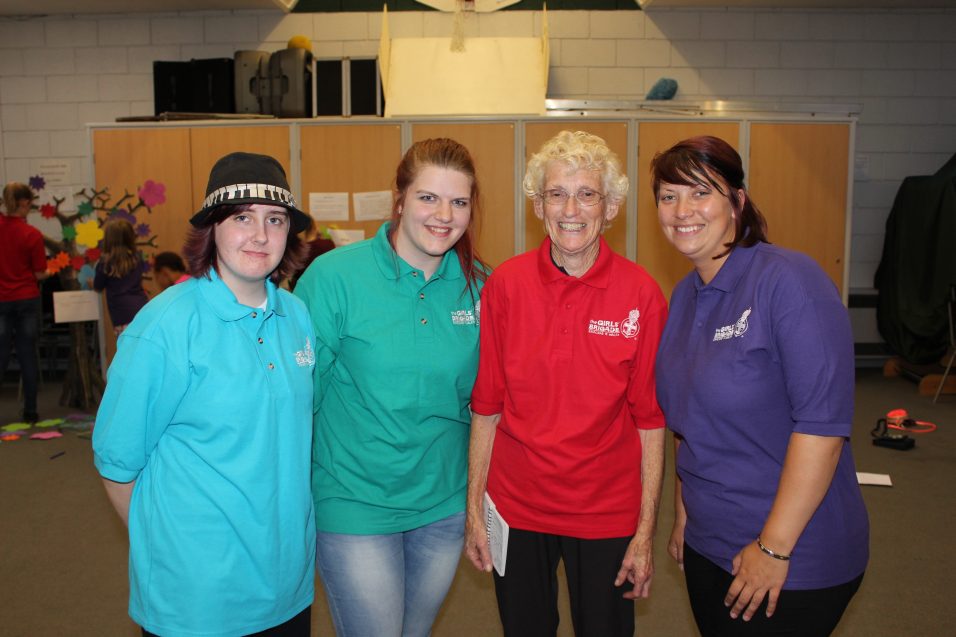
[294,223,483,534]
[93,270,316,637]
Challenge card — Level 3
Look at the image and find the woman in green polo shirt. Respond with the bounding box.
[295,138,487,637]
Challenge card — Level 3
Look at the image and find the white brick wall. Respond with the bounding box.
[0,6,953,309]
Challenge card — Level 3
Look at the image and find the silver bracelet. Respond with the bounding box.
[757,537,791,561]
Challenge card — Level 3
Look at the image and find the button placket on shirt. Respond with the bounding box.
[413,271,435,342]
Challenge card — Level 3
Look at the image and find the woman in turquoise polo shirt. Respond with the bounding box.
[93,153,317,637]
[295,138,487,637]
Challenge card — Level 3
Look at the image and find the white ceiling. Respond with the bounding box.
[0,0,289,17]
[3,0,956,18]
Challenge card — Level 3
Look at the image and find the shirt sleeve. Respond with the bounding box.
[627,277,668,430]
[92,334,190,483]
[470,273,506,416]
[93,261,107,292]
[293,261,340,413]
[772,267,855,438]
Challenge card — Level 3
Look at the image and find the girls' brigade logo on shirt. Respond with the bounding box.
[713,307,751,342]
[450,308,476,325]
[588,307,641,340]
[295,337,315,367]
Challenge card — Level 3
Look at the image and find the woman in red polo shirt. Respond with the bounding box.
[0,182,48,423]
[465,131,668,637]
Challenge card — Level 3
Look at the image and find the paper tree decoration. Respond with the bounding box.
[28,177,165,409]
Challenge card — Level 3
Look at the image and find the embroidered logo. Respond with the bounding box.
[621,308,641,339]
[450,309,476,325]
[588,307,641,338]
[295,337,315,367]
[713,307,752,342]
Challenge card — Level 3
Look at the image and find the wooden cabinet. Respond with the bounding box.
[300,123,402,241]
[91,115,854,301]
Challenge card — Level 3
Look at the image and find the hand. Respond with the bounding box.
[667,520,686,571]
[463,507,493,573]
[724,541,789,621]
[614,534,654,599]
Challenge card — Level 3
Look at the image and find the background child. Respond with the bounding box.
[94,219,148,335]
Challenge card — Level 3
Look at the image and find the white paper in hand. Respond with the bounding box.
[483,492,509,577]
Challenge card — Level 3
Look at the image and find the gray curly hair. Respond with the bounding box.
[522,130,629,204]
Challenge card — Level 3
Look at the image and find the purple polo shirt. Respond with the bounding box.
[655,242,868,589]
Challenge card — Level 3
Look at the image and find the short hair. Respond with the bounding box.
[182,203,306,284]
[388,138,487,296]
[153,251,186,273]
[650,135,768,256]
[3,182,33,214]
[522,130,629,204]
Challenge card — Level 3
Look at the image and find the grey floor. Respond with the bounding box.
[1,367,953,636]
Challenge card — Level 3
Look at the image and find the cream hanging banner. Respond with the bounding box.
[378,4,549,117]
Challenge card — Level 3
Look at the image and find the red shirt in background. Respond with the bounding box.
[0,215,47,302]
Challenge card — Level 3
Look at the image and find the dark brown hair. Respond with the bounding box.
[182,203,306,284]
[650,136,768,257]
[389,138,488,297]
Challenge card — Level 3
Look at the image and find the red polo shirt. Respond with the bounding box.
[472,237,667,539]
[0,214,47,302]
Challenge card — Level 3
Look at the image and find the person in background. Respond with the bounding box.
[652,136,868,636]
[294,138,487,637]
[93,152,317,637]
[94,219,148,335]
[465,130,668,637]
[152,250,190,291]
[0,182,48,423]
[288,222,334,291]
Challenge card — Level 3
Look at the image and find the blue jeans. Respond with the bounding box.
[315,511,465,637]
[0,297,41,416]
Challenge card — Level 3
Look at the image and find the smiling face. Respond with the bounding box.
[656,174,742,283]
[214,204,289,303]
[534,162,619,273]
[393,165,472,279]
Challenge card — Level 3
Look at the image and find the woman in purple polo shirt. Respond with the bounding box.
[652,136,868,637]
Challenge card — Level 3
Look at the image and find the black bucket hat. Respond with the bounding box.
[190,152,312,233]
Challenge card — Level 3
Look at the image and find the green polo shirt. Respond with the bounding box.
[295,223,483,534]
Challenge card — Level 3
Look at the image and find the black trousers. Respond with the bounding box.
[141,605,311,637]
[683,543,863,637]
[493,528,634,637]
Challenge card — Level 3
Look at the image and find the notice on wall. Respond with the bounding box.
[37,159,72,187]
[309,192,350,221]
[53,290,101,323]
[328,228,365,247]
[353,191,393,221]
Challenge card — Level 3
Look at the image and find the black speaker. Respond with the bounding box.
[153,58,235,115]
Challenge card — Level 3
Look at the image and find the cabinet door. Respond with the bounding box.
[299,123,402,241]
[748,123,849,296]
[189,125,292,214]
[524,121,629,258]
[636,121,741,298]
[411,122,516,268]
[92,127,193,363]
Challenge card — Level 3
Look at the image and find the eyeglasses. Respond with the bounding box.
[540,188,606,207]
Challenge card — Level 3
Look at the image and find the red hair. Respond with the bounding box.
[388,138,488,298]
